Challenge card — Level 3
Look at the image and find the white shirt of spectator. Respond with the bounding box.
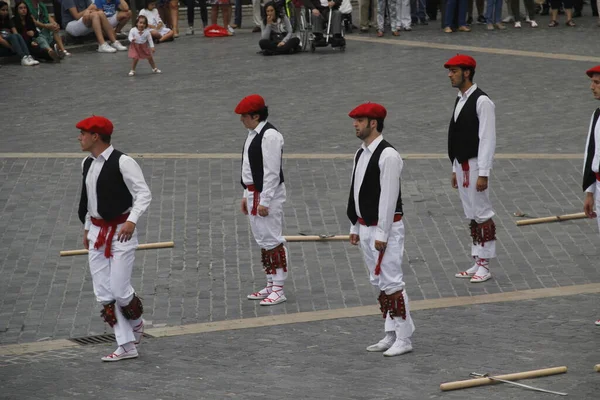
[241,120,284,208]
[349,135,403,242]
[452,83,496,177]
[139,8,162,27]
[584,109,600,193]
[319,0,329,6]
[82,145,152,230]
[128,27,154,47]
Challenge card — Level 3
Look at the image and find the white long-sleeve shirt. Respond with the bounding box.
[584,109,600,193]
[82,145,152,230]
[241,120,284,207]
[128,27,154,47]
[452,83,496,177]
[349,135,403,242]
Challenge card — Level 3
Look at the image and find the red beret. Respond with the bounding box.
[235,94,266,114]
[586,65,600,77]
[348,103,387,119]
[76,116,114,135]
[444,54,476,69]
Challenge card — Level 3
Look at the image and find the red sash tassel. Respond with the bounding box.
[461,161,470,188]
[90,213,130,258]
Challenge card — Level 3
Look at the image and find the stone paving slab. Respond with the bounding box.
[1,293,599,399]
[0,155,598,344]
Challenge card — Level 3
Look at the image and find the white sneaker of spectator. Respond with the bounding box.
[111,41,127,51]
[530,20,538,27]
[227,25,235,35]
[98,42,117,53]
[514,21,521,28]
[502,15,514,22]
[152,68,161,74]
[27,55,39,65]
[21,56,34,66]
[186,26,194,35]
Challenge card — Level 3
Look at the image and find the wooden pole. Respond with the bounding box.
[516,212,588,226]
[595,364,600,372]
[440,366,567,392]
[284,235,350,242]
[60,241,175,257]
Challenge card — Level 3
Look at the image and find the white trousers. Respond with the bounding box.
[454,158,497,259]
[252,0,262,26]
[595,183,600,232]
[87,223,138,346]
[246,184,288,282]
[359,220,415,338]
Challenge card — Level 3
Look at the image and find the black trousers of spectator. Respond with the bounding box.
[550,0,572,8]
[259,37,300,54]
[426,0,439,19]
[467,0,483,17]
[510,0,536,19]
[187,0,208,28]
[574,0,598,14]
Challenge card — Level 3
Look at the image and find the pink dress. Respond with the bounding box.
[128,28,154,60]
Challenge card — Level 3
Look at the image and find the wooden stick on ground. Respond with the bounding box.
[439,366,567,392]
[60,241,175,257]
[516,212,587,226]
[284,235,350,242]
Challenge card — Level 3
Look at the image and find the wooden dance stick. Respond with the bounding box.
[595,364,600,372]
[439,366,567,392]
[515,212,587,226]
[59,241,175,257]
[284,235,350,242]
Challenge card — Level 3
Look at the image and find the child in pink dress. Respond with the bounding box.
[128,15,161,76]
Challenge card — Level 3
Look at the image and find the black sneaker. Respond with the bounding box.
[466,15,473,24]
[477,15,486,24]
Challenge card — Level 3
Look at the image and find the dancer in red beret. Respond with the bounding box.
[76,116,152,361]
[582,66,600,326]
[236,95,290,306]
[347,102,415,357]
[444,54,497,283]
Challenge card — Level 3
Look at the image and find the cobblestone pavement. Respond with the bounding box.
[1,294,599,399]
[2,13,600,346]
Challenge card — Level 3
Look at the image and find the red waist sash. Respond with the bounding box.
[246,184,260,216]
[90,212,130,258]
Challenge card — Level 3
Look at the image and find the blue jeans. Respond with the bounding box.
[411,0,427,19]
[444,0,467,27]
[485,0,503,23]
[234,0,242,26]
[0,33,30,58]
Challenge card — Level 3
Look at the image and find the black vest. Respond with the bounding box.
[240,122,285,192]
[583,108,600,192]
[78,149,133,224]
[347,139,403,227]
[448,87,487,164]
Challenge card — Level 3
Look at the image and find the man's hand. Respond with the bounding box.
[241,198,248,215]
[584,192,596,218]
[327,1,335,7]
[374,240,387,252]
[83,230,90,249]
[312,8,320,16]
[476,176,488,192]
[152,47,155,53]
[350,234,360,245]
[117,221,136,242]
[267,14,274,23]
[277,41,285,47]
[157,22,164,29]
[257,205,269,217]
[451,172,458,189]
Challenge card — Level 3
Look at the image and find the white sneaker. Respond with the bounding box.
[152,68,161,74]
[98,43,117,53]
[21,56,33,66]
[186,26,194,35]
[366,334,395,352]
[227,25,235,34]
[111,41,127,51]
[101,346,139,362]
[128,70,135,76]
[383,338,413,357]
[530,20,538,27]
[595,319,600,326]
[502,15,514,23]
[27,55,39,65]
[514,21,521,28]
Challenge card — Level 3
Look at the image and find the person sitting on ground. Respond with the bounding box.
[24,0,70,57]
[303,0,345,46]
[60,0,127,53]
[259,1,300,55]
[139,0,174,43]
[93,0,132,35]
[13,0,60,61]
[0,0,38,65]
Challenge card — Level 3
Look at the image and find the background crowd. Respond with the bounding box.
[1,0,599,66]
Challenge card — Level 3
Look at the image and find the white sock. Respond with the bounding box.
[466,257,479,274]
[268,283,284,298]
[475,258,490,276]
[383,331,396,343]
[114,342,136,354]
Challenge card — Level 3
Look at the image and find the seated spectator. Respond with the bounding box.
[259,1,300,55]
[303,0,344,46]
[61,0,127,53]
[93,0,131,35]
[208,0,232,34]
[13,0,60,61]
[0,0,38,65]
[23,0,70,57]
[140,0,174,43]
